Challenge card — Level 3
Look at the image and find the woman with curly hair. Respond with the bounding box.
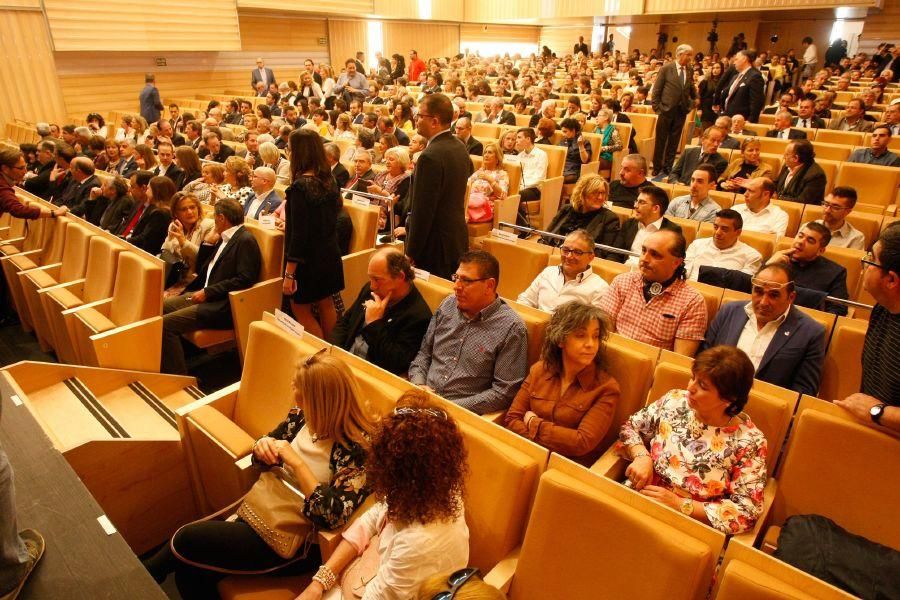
[145,351,376,598]
[295,390,470,600]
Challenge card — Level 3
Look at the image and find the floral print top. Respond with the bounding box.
[617,389,767,534]
[253,407,369,531]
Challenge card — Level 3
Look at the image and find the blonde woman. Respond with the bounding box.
[466,141,508,224]
[333,113,356,141]
[719,137,772,193]
[259,141,291,185]
[210,156,254,206]
[146,352,376,598]
[183,162,225,205]
[545,173,620,259]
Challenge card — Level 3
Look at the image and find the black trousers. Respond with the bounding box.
[144,519,320,600]
[652,109,687,175]
[516,187,541,232]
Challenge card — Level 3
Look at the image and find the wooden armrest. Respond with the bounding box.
[0,237,24,249]
[18,262,61,277]
[63,297,113,317]
[89,316,163,372]
[483,546,520,594]
[36,277,85,296]
[761,525,781,555]
[730,478,777,548]
[0,248,42,262]
[480,410,505,424]
[590,447,627,479]
[176,382,240,417]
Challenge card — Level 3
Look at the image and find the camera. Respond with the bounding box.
[657,32,668,45]
[707,31,719,43]
[770,34,779,43]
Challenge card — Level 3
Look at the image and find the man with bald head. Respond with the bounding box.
[331,248,433,375]
[244,167,281,219]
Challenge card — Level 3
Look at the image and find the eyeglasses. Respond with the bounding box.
[822,201,849,212]
[431,568,480,600]
[861,252,884,270]
[393,406,447,420]
[750,277,790,291]
[451,274,490,286]
[415,112,436,120]
[560,246,592,257]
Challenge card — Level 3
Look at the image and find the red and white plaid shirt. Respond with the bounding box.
[599,271,707,350]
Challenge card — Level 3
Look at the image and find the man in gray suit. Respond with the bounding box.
[651,44,696,178]
[250,58,276,93]
[406,93,473,279]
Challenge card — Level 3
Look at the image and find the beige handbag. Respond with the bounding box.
[237,467,314,559]
[339,534,380,598]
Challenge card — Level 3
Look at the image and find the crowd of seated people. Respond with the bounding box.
[5,39,900,600]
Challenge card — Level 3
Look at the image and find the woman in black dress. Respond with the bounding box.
[698,61,724,135]
[283,129,344,339]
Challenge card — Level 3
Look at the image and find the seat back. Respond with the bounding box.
[813,129,865,146]
[773,398,900,550]
[534,144,566,178]
[686,280,723,324]
[82,236,124,303]
[667,216,699,246]
[413,277,453,312]
[243,222,284,281]
[591,257,631,284]
[472,122,500,139]
[770,200,803,238]
[481,237,550,299]
[344,202,380,254]
[834,162,900,209]
[510,467,720,600]
[810,141,852,161]
[817,316,867,401]
[757,152,783,176]
[500,159,522,197]
[107,252,164,325]
[330,346,416,417]
[756,136,787,155]
[708,190,735,210]
[601,334,660,454]
[232,321,330,438]
[57,223,93,283]
[506,300,549,366]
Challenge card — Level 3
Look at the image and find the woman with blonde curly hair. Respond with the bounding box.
[543,173,621,259]
[295,390,470,600]
[210,155,254,206]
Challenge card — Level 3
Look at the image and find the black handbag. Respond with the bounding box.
[160,249,188,289]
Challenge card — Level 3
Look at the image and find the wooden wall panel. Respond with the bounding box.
[373,0,464,21]
[460,24,540,44]
[327,19,368,72]
[540,26,594,55]
[44,0,241,51]
[859,0,900,43]
[238,0,374,12]
[0,10,66,125]
[754,19,835,55]
[646,0,872,12]
[383,22,460,62]
[0,0,41,7]
[239,15,329,54]
[464,0,539,24]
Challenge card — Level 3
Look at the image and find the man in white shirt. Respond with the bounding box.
[815,187,866,250]
[800,36,818,81]
[517,229,609,311]
[512,127,548,229]
[665,164,720,224]
[684,208,762,280]
[732,177,789,239]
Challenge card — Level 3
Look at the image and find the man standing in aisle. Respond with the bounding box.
[650,44,696,178]
[405,93,472,279]
[139,74,164,125]
[250,58,275,93]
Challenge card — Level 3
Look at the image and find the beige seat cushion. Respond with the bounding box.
[23,268,58,289]
[0,244,20,256]
[183,329,235,348]
[8,254,37,271]
[188,405,256,457]
[45,287,83,310]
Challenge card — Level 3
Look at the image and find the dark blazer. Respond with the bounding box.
[790,256,849,316]
[612,217,683,263]
[345,168,375,198]
[792,116,826,129]
[669,147,728,185]
[99,194,135,233]
[774,162,826,205]
[406,130,473,278]
[186,226,261,329]
[244,189,281,219]
[116,156,138,178]
[330,283,433,375]
[719,135,741,150]
[69,175,101,222]
[125,204,170,255]
[391,128,410,145]
[463,136,483,156]
[701,301,826,396]
[650,61,696,116]
[765,128,807,140]
[199,145,235,163]
[250,67,276,90]
[762,106,797,116]
[22,160,54,199]
[717,67,765,123]
[545,205,621,260]
[154,164,185,189]
[139,84,163,124]
[332,163,350,191]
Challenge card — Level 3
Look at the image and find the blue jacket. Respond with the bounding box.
[701,301,826,396]
[244,189,282,219]
[139,84,163,124]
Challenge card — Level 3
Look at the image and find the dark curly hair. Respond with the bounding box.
[366,390,467,525]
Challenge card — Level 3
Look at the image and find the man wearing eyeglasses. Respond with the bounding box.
[767,222,849,316]
[701,263,825,395]
[409,251,527,415]
[814,188,866,250]
[834,223,900,433]
[517,230,609,312]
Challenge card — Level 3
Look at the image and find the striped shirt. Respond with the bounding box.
[409,296,528,415]
[861,304,900,405]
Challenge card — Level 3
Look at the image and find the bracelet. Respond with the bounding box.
[631,448,650,460]
[312,565,337,591]
[284,273,295,280]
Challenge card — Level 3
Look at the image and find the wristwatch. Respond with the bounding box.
[870,403,887,425]
[680,498,694,516]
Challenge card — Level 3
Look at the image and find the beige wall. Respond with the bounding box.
[383,22,461,64]
[540,26,594,56]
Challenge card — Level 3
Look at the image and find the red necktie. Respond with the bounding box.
[121,204,146,237]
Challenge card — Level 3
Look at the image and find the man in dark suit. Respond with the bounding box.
[158,120,186,148]
[714,116,741,149]
[717,49,765,124]
[198,132,235,163]
[668,126,728,185]
[22,140,56,200]
[574,36,589,57]
[775,139,826,205]
[344,152,376,198]
[67,157,102,222]
[792,98,826,129]
[152,142,185,188]
[161,198,261,374]
[250,58,275,93]
[115,140,138,178]
[406,93,473,278]
[138,73,164,125]
[324,142,350,190]
[701,263,826,395]
[650,44,697,177]
[766,110,807,140]
[612,186,683,264]
[331,248,433,375]
[761,93,799,116]
[454,117,483,156]
[376,116,410,145]
[478,97,516,125]
[244,167,282,219]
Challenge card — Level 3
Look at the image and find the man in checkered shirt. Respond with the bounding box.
[599,230,707,356]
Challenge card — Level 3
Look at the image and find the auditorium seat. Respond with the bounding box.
[757,152,783,176]
[505,300,550,366]
[772,200,804,238]
[472,121,500,139]
[834,162,900,211]
[330,345,416,416]
[686,279,724,324]
[591,256,631,283]
[760,397,900,555]
[810,141,852,161]
[344,201,380,253]
[481,237,550,299]
[179,319,330,513]
[38,235,124,364]
[412,275,454,312]
[623,112,657,162]
[813,129,865,146]
[708,189,736,210]
[667,215,699,245]
[817,316,867,401]
[486,457,725,599]
[714,541,854,600]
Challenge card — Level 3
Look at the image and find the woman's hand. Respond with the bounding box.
[168,219,186,246]
[640,485,682,510]
[624,455,654,490]
[273,439,301,466]
[283,275,297,296]
[253,436,280,465]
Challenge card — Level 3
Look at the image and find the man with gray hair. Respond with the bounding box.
[68,157,102,221]
[244,166,281,219]
[477,97,516,125]
[528,98,558,128]
[650,43,696,177]
[765,109,807,140]
[714,115,741,149]
[35,123,51,140]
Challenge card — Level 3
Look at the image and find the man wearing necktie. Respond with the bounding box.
[792,98,825,130]
[716,49,765,124]
[650,44,696,177]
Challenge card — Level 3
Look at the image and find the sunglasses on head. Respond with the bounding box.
[431,568,480,600]
[392,406,448,420]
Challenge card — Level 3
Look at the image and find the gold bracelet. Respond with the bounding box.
[312,565,337,591]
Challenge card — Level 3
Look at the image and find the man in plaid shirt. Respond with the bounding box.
[599,230,707,356]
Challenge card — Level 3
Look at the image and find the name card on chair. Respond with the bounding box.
[413,268,431,281]
[491,228,519,243]
[259,214,276,230]
[10,394,22,406]
[351,195,370,206]
[274,309,305,339]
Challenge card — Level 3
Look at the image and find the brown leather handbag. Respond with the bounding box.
[237,467,314,559]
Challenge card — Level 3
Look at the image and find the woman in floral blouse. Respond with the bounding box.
[617,345,767,534]
[145,350,376,597]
